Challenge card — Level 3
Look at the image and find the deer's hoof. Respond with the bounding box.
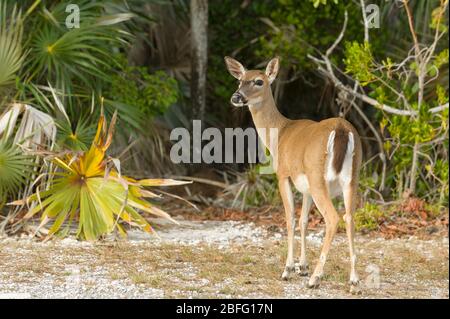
[281,266,295,281]
[306,275,321,289]
[298,264,309,276]
[349,279,362,294]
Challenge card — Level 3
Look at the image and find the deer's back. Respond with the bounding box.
[277,117,361,179]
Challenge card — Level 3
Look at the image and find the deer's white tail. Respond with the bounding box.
[326,128,354,186]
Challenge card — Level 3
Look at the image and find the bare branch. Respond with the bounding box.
[430,103,449,114]
[360,0,369,43]
[403,0,426,111]
[402,0,420,59]
[409,142,420,194]
[326,11,348,57]
[309,53,418,115]
[310,55,450,116]
[423,0,449,66]
[307,6,450,117]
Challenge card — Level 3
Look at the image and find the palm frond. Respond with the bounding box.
[0,139,33,206]
[0,103,56,149]
[0,0,25,88]
[56,117,95,151]
[21,0,134,95]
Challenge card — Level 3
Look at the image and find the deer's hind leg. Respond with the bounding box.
[307,178,340,288]
[278,178,296,280]
[343,181,360,289]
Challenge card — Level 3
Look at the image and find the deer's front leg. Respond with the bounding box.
[279,178,296,280]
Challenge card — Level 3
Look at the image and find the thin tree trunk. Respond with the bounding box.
[409,142,420,195]
[190,0,208,120]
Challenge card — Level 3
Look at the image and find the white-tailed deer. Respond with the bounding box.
[225,56,362,289]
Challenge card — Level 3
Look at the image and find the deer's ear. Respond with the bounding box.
[224,56,246,80]
[265,57,280,84]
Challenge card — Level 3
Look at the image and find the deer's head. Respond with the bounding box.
[224,56,280,107]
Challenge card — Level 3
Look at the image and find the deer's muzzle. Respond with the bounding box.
[231,92,248,106]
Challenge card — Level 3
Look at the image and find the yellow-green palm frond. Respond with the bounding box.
[19,113,191,240]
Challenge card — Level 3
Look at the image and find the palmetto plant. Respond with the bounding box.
[21,112,190,240]
[23,1,134,94]
[222,165,279,211]
[9,0,144,133]
[0,1,25,88]
[0,138,33,207]
[56,117,95,151]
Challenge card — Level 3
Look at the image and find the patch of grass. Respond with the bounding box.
[218,286,236,295]
[322,263,348,284]
[425,202,447,218]
[387,246,449,281]
[241,256,255,264]
[416,268,449,281]
[190,244,284,297]
[109,271,127,281]
[130,271,164,287]
[16,256,55,275]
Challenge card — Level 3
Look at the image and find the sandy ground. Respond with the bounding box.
[0,217,448,299]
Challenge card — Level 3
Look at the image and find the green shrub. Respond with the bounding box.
[343,38,448,204]
[108,56,179,118]
[354,202,385,232]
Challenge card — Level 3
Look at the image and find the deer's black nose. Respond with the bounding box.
[231,92,248,105]
[231,93,242,104]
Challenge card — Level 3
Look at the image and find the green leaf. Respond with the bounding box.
[0,1,25,87]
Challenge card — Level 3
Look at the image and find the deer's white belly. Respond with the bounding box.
[293,174,342,198]
[293,174,310,194]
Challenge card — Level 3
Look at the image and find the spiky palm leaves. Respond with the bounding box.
[23,1,134,94]
[222,166,279,211]
[0,102,52,208]
[21,113,190,240]
[0,1,25,88]
[0,140,33,207]
[8,0,142,131]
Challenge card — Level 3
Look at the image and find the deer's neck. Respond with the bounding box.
[248,89,290,154]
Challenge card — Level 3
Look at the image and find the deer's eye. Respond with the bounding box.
[254,79,264,86]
